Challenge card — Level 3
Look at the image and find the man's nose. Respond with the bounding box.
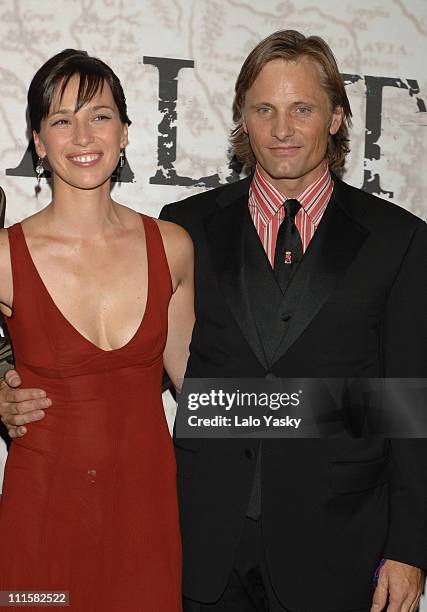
[271,111,294,141]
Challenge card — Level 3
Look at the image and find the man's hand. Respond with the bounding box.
[0,369,51,439]
[371,559,424,612]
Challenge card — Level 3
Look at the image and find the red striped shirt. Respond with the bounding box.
[248,162,333,266]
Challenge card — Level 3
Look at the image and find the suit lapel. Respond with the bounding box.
[270,180,370,366]
[204,177,270,370]
[203,176,370,370]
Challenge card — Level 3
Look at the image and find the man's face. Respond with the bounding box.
[242,57,343,195]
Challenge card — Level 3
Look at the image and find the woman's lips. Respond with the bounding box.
[66,152,103,167]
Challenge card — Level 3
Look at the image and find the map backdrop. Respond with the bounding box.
[0,1,426,603]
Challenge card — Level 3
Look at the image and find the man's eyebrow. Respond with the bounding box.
[249,101,274,108]
[248,99,318,108]
[290,99,316,106]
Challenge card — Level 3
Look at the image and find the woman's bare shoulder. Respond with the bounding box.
[153,217,193,252]
[0,227,11,257]
[152,217,193,288]
[0,228,13,310]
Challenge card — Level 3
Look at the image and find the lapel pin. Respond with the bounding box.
[284,251,292,264]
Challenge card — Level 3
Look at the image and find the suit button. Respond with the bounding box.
[281,312,291,322]
[245,448,256,460]
[265,373,277,381]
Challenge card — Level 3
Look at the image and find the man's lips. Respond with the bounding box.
[268,146,302,157]
[66,152,103,167]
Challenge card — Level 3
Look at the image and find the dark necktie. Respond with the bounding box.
[246,200,303,522]
[273,199,303,293]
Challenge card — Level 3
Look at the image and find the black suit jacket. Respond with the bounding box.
[160,176,427,611]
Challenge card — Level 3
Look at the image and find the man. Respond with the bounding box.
[2,30,427,612]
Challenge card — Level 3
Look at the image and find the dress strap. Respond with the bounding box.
[141,214,173,298]
[6,224,30,315]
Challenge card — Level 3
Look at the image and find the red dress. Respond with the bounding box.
[0,215,182,611]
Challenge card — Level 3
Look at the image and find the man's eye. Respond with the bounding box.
[296,106,310,114]
[257,107,271,115]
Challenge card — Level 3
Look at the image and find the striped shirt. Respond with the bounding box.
[248,162,333,266]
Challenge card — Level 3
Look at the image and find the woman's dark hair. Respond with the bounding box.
[28,49,131,133]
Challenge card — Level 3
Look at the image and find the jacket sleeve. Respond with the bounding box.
[382,220,427,570]
[158,204,172,222]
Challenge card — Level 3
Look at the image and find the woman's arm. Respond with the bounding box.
[157,220,195,391]
[0,228,51,438]
[0,228,13,314]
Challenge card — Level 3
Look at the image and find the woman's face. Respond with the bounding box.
[33,75,128,192]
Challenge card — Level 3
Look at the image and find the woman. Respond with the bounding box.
[0,49,194,611]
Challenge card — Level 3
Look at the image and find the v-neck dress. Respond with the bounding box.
[0,215,182,611]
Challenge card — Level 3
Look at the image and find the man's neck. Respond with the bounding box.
[256,160,328,199]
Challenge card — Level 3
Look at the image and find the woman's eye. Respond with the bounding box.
[51,119,70,126]
[94,115,111,121]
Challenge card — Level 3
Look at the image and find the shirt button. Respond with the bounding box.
[245,448,256,460]
[281,313,291,322]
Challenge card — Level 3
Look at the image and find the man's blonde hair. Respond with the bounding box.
[230,30,352,172]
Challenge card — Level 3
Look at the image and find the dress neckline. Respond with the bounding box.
[16,214,151,354]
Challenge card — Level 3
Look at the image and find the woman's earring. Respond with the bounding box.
[35,157,44,196]
[119,149,125,168]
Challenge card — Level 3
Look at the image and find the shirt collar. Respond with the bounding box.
[249,161,333,226]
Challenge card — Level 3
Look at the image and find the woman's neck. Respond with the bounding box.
[42,176,121,239]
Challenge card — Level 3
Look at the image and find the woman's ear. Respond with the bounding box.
[33,130,46,159]
[120,123,129,149]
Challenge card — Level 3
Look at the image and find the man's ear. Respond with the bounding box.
[329,106,343,136]
[242,116,248,135]
[33,130,46,159]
